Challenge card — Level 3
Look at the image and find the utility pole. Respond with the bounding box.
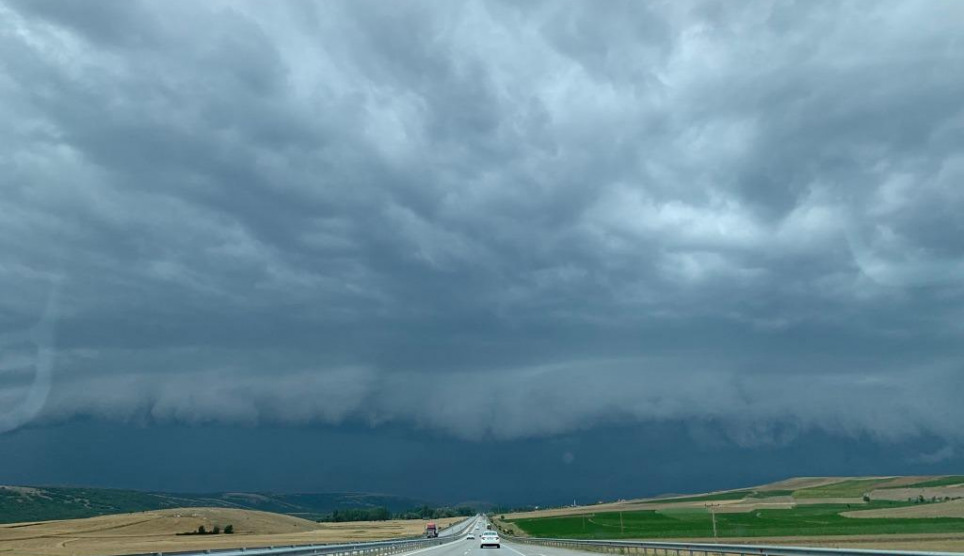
[620,512,624,534]
[710,504,718,538]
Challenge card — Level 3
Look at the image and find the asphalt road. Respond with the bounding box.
[438,516,477,538]
[401,520,590,556]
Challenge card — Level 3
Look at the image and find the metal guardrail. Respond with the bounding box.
[505,536,964,556]
[119,516,478,556]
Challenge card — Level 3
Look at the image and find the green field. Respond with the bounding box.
[879,477,964,490]
[658,490,754,503]
[792,479,894,499]
[508,502,964,539]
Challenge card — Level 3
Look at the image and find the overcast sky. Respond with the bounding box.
[2,0,964,503]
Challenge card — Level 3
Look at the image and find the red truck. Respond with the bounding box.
[425,522,438,538]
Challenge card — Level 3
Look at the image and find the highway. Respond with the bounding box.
[397,538,588,556]
[398,518,590,556]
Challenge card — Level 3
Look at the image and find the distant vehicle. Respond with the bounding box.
[480,531,500,549]
[467,534,475,540]
[425,522,438,538]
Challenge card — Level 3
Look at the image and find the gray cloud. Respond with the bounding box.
[2,1,964,447]
[30,350,964,445]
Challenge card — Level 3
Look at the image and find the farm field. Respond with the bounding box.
[501,476,964,521]
[844,499,964,519]
[505,503,964,540]
[0,508,463,556]
[498,475,964,551]
[792,479,896,499]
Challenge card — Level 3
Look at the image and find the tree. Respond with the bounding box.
[862,495,870,502]
[213,525,221,534]
[198,525,207,535]
[225,524,235,534]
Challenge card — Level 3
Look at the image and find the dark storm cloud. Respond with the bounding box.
[0,421,960,504]
[2,1,964,445]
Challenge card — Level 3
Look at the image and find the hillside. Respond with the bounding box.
[499,475,964,520]
[0,485,430,524]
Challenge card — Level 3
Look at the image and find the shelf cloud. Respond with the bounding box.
[2,0,963,451]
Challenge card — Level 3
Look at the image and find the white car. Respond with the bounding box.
[480,531,500,549]
[467,534,476,540]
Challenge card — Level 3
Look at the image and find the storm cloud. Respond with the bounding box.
[2,0,964,451]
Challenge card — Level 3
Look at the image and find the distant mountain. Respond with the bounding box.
[0,485,431,524]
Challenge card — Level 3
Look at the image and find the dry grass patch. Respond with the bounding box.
[843,499,964,519]
[871,487,964,502]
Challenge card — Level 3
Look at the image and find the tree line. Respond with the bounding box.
[319,505,475,523]
[178,524,234,535]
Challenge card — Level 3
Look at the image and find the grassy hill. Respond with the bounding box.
[0,485,430,524]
